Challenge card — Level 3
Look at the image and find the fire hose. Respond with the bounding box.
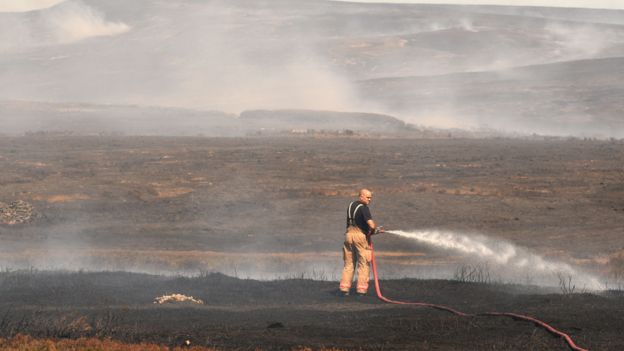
[369,239,588,351]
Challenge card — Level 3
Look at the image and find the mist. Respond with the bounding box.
[0,0,360,115]
[1,0,623,137]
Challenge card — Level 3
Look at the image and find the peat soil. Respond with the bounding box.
[0,270,623,351]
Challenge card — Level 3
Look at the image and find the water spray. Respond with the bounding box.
[385,229,601,290]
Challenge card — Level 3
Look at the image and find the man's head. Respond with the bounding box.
[358,188,373,205]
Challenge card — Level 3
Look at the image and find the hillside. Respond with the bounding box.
[358,56,624,137]
[2,0,624,137]
[0,100,413,136]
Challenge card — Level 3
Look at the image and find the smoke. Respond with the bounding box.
[160,47,358,113]
[0,1,358,114]
[137,2,359,113]
[545,22,621,58]
[389,230,602,290]
[0,0,129,53]
[1,1,623,137]
[44,1,130,43]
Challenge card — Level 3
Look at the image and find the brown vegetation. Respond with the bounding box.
[0,334,213,351]
[0,335,350,351]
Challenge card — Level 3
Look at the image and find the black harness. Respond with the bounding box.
[347,201,364,227]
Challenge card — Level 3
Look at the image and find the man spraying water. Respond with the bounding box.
[337,194,591,350]
[339,188,384,296]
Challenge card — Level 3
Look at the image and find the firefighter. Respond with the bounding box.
[339,188,384,296]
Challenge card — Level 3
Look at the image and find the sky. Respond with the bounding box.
[2,0,624,12]
[0,0,64,12]
[333,0,624,10]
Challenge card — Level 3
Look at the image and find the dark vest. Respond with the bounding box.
[346,201,371,234]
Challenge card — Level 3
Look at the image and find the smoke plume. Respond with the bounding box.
[44,1,130,43]
[0,0,129,53]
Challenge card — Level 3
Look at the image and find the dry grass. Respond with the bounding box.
[31,194,91,203]
[0,334,207,351]
[0,334,348,351]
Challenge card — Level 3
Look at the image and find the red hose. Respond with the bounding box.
[369,242,588,351]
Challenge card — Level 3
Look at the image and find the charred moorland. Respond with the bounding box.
[1,135,623,350]
[0,269,623,350]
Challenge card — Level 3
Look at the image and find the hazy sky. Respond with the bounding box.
[0,0,64,12]
[336,0,624,10]
[2,0,624,12]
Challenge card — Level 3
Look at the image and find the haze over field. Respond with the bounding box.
[1,0,623,137]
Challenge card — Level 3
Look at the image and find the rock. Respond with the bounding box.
[153,293,204,305]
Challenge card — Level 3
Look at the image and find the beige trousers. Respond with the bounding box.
[339,225,371,294]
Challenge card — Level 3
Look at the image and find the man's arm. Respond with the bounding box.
[367,219,376,232]
[367,219,385,235]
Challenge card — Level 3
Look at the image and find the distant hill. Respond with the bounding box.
[0,101,413,137]
[358,57,624,138]
[0,101,239,136]
[456,5,624,25]
[239,110,408,133]
[1,0,624,137]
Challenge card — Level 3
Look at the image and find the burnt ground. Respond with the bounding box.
[0,135,624,349]
[0,270,623,350]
